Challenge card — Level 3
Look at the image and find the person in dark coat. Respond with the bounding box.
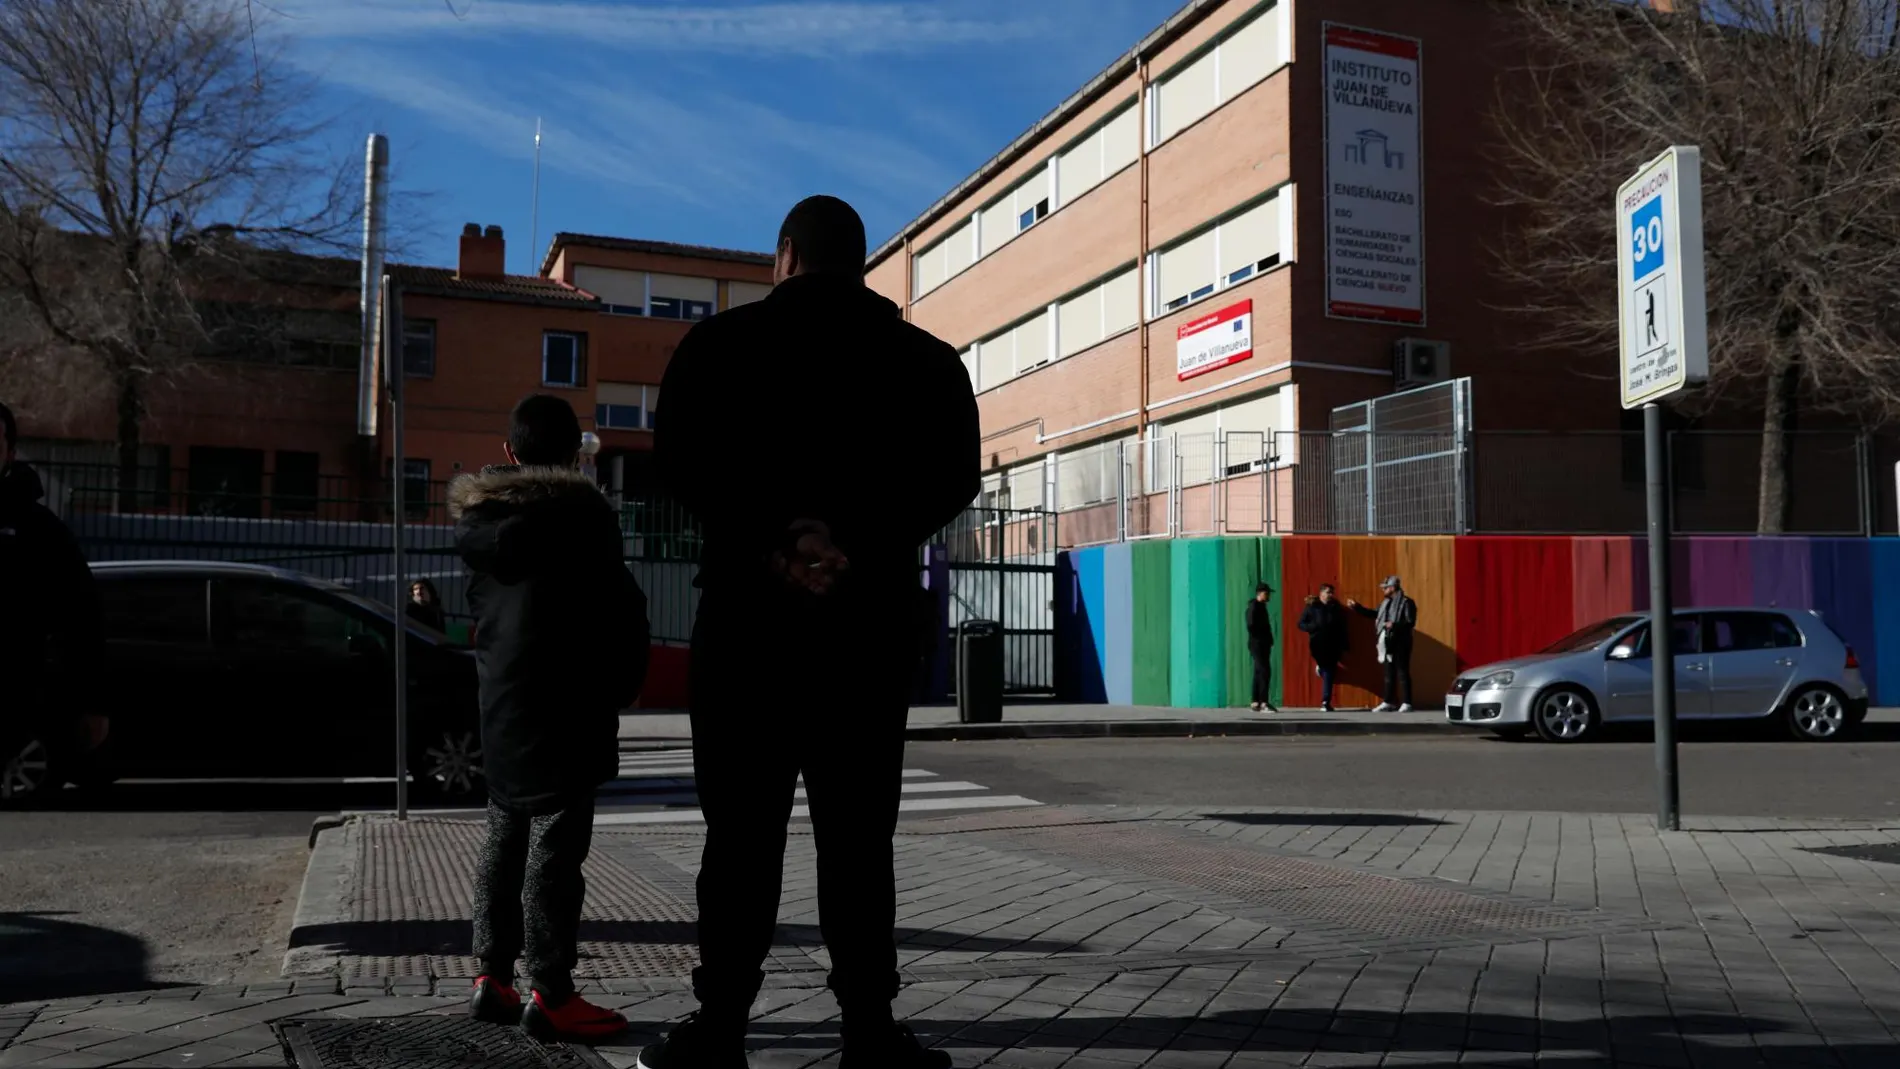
[406,578,447,633]
[1347,575,1418,712]
[0,402,108,801]
[451,394,650,1041]
[1297,584,1349,712]
[1245,582,1276,713]
[642,196,979,1069]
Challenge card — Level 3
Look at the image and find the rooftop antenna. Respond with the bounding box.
[528,117,543,276]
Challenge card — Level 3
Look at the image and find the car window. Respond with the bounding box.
[218,581,385,657]
[1706,612,1801,653]
[1542,615,1644,654]
[98,578,208,644]
[1625,616,1703,657]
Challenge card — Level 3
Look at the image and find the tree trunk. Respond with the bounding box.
[113,369,144,512]
[1756,354,1800,533]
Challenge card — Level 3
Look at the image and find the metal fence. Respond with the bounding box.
[28,462,1059,689]
[928,506,1058,696]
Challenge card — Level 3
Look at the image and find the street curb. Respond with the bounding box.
[902,718,1458,741]
[281,817,361,980]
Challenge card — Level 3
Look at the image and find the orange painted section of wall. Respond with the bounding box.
[1336,537,1400,707]
[1396,536,1460,701]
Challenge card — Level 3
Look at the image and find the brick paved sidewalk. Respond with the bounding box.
[5,807,1900,1068]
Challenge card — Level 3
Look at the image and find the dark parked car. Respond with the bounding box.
[4,561,482,803]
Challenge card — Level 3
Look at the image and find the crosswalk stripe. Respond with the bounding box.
[613,763,941,781]
[596,793,1042,827]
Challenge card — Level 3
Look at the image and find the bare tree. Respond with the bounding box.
[1491,0,1900,532]
[0,0,352,498]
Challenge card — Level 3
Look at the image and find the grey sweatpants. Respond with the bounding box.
[471,795,596,998]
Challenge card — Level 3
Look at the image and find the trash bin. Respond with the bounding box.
[956,620,1004,725]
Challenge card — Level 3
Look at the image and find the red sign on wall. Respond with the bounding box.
[1176,300,1254,381]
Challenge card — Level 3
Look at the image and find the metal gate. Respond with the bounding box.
[931,507,1058,695]
[1321,377,1473,534]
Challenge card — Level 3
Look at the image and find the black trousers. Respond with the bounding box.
[472,793,597,998]
[1383,637,1414,706]
[1249,647,1272,704]
[687,588,913,1025]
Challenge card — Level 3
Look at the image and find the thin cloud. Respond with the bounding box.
[268,0,1046,57]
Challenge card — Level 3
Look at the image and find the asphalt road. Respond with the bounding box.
[908,729,1900,819]
[0,783,398,1003]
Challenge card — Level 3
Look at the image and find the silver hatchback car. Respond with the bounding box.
[1446,608,1869,743]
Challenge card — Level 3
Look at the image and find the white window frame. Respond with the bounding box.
[1146,2,1288,151]
[1145,186,1295,321]
[542,331,583,388]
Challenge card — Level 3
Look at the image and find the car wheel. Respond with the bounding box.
[1531,686,1599,743]
[411,723,485,802]
[1,736,58,804]
[1784,685,1849,742]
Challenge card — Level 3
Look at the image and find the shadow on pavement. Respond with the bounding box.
[0,911,188,1003]
[652,1003,1859,1067]
[1200,813,1449,827]
[288,919,1076,959]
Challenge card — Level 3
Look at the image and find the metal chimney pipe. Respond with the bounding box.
[357,134,390,437]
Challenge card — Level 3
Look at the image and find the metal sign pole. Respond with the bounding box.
[1644,402,1679,830]
[1616,145,1705,834]
[383,276,409,822]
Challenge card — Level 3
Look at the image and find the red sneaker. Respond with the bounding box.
[468,976,522,1025]
[522,991,629,1043]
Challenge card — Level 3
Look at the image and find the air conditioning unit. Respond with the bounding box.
[1392,338,1451,391]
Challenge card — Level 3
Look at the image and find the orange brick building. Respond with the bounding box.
[862,0,1629,543]
[12,226,773,513]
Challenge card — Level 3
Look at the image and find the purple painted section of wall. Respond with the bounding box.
[1750,538,1813,611]
[1688,538,1753,606]
[1630,538,1694,610]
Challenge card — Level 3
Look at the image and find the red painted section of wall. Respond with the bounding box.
[1571,537,1636,628]
[636,644,691,709]
[1278,535,1340,707]
[1454,537,1577,673]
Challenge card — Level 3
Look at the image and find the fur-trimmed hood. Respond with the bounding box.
[447,464,605,521]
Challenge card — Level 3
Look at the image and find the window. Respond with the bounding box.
[543,331,585,387]
[272,451,320,515]
[1058,286,1105,358]
[218,582,383,659]
[979,167,1053,257]
[1628,616,1703,658]
[1103,267,1140,336]
[649,274,718,321]
[402,319,436,378]
[384,458,430,518]
[1150,190,1288,315]
[188,446,265,518]
[597,383,658,431]
[912,220,976,298]
[575,266,647,316]
[1150,5,1284,147]
[959,346,978,391]
[728,281,773,308]
[1056,439,1128,511]
[1706,612,1804,653]
[99,578,208,644]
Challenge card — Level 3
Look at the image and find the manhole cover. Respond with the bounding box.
[1804,842,1900,866]
[277,1017,613,1069]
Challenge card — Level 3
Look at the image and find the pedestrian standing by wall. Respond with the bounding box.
[0,402,108,801]
[407,578,446,633]
[452,394,650,1041]
[1245,582,1276,712]
[1297,584,1349,712]
[1347,575,1417,712]
[644,195,980,1069]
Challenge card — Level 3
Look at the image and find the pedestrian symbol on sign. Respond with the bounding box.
[1645,291,1657,346]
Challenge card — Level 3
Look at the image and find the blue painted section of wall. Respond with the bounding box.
[1103,542,1134,706]
[1070,548,1109,703]
[1809,539,1878,701]
[1867,540,1900,706]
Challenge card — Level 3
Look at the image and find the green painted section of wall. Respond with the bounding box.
[1260,536,1285,709]
[1130,540,1172,706]
[1222,537,1262,707]
[1170,539,1227,708]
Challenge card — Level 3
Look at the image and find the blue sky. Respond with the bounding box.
[266,0,1183,274]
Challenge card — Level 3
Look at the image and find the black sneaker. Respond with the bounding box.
[468,975,522,1026]
[840,1023,950,1069]
[637,1012,748,1069]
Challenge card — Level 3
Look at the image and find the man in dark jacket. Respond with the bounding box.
[642,196,979,1069]
[0,402,108,801]
[451,394,650,1041]
[1297,584,1349,713]
[1245,582,1276,712]
[1347,575,1418,712]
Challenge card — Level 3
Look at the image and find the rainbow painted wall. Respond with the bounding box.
[1055,537,1900,709]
